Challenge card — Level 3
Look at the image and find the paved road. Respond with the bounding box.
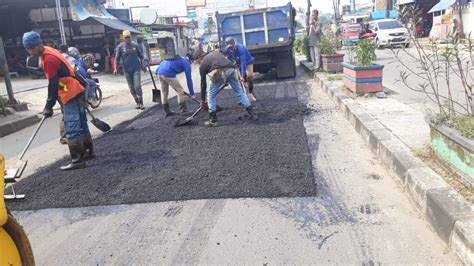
[6,65,460,264]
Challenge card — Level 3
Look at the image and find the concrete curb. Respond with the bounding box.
[300,61,474,265]
[0,113,41,138]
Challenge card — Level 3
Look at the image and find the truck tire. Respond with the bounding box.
[1,213,35,265]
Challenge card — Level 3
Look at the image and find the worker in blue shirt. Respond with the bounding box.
[155,56,195,116]
[224,37,256,102]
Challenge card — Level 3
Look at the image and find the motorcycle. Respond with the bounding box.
[85,63,103,109]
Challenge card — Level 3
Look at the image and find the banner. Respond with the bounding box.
[69,0,116,21]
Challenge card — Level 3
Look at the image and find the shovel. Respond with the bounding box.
[174,83,228,127]
[148,66,161,104]
[85,107,111,132]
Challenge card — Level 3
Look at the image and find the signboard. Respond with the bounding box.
[69,0,116,21]
[187,10,197,19]
[127,0,187,18]
[186,0,206,8]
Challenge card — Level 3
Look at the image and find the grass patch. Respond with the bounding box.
[437,114,474,139]
[327,75,343,81]
[413,145,473,203]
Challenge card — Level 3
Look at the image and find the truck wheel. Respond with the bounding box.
[1,213,35,265]
[276,49,296,78]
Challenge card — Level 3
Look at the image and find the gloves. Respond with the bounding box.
[199,100,207,109]
[43,106,53,118]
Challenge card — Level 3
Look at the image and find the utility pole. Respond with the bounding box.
[306,0,311,35]
[0,37,17,105]
[55,0,66,45]
[353,0,356,14]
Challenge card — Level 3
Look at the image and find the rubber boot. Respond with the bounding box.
[163,104,175,117]
[138,96,145,110]
[179,102,188,113]
[60,138,86,171]
[83,133,96,161]
[133,96,140,109]
[204,112,218,127]
[59,121,67,145]
[245,106,258,120]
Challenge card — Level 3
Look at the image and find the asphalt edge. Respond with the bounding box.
[299,59,474,265]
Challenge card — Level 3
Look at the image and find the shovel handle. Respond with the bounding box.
[183,91,200,103]
[19,115,46,160]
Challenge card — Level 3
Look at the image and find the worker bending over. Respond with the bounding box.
[224,37,256,102]
[23,31,95,170]
[155,56,196,116]
[194,50,257,127]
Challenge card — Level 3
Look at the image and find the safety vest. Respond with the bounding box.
[41,47,85,104]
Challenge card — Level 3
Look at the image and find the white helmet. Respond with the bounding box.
[68,47,80,58]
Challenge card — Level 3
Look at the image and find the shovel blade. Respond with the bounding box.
[152,89,162,103]
[92,118,111,132]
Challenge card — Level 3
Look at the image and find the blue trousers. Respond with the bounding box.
[124,71,142,97]
[207,68,250,113]
[85,78,97,99]
[63,93,89,140]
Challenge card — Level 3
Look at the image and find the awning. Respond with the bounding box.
[428,0,456,13]
[92,17,140,33]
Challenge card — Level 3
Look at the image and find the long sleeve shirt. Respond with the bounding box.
[225,44,254,77]
[115,42,143,74]
[156,57,194,95]
[199,51,235,101]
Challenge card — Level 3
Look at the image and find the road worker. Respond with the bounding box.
[23,31,95,170]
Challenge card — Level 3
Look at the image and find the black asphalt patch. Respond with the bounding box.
[9,83,316,210]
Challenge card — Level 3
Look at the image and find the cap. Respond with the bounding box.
[22,31,42,49]
[123,30,131,37]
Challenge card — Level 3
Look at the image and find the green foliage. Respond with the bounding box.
[438,113,474,139]
[350,38,376,66]
[327,75,343,81]
[295,35,311,61]
[316,31,340,55]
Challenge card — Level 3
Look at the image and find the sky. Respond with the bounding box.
[267,0,372,13]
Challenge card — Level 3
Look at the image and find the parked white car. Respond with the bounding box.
[369,19,410,49]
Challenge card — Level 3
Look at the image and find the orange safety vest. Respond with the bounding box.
[41,46,85,104]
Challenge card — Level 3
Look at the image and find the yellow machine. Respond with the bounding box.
[0,154,35,265]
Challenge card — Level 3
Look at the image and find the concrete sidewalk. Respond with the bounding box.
[299,58,474,265]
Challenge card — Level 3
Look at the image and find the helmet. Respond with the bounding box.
[68,47,80,58]
[82,53,95,65]
[225,36,235,46]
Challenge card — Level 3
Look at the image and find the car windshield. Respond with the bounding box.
[378,21,403,30]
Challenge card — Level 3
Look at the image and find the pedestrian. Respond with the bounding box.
[194,50,257,127]
[224,37,257,102]
[452,19,464,40]
[309,9,322,70]
[155,56,196,116]
[114,30,146,110]
[22,31,94,170]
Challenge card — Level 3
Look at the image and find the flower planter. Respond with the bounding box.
[342,63,384,93]
[429,121,474,188]
[321,54,345,73]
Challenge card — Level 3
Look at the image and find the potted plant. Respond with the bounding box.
[317,32,344,73]
[342,38,384,93]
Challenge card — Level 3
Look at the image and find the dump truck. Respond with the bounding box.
[216,3,297,78]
